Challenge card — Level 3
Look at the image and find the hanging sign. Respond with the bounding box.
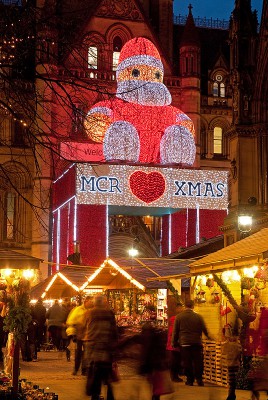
[76,164,228,210]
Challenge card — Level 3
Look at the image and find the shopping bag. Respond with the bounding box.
[151,369,174,396]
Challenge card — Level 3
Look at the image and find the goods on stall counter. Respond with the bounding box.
[0,374,58,399]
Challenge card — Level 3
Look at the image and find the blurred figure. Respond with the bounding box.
[166,302,184,382]
[0,302,7,363]
[66,295,93,375]
[20,318,37,362]
[222,334,242,400]
[116,321,174,400]
[249,306,268,400]
[84,295,118,400]
[46,300,69,360]
[31,298,47,352]
[172,299,212,386]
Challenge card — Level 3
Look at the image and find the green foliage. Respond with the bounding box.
[3,278,32,343]
[166,281,183,304]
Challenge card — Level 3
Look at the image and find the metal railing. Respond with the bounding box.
[174,15,229,30]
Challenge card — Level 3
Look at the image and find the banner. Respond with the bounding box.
[76,164,228,210]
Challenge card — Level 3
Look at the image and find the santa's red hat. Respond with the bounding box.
[116,37,164,78]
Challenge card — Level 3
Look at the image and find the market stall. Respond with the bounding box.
[30,257,191,325]
[148,228,268,387]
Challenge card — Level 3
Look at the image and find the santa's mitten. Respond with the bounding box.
[84,106,113,142]
[160,125,196,165]
[103,121,140,162]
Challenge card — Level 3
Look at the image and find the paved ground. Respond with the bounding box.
[16,350,265,400]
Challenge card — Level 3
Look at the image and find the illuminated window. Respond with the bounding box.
[213,127,223,154]
[5,192,16,240]
[213,82,219,97]
[220,83,225,98]
[88,46,98,69]
[213,75,225,98]
[112,36,123,71]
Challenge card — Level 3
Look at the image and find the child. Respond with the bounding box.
[222,335,242,400]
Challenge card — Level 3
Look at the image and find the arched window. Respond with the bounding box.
[112,36,123,71]
[88,46,98,69]
[213,126,223,154]
[213,82,219,97]
[220,82,225,98]
[4,191,16,240]
[213,74,226,98]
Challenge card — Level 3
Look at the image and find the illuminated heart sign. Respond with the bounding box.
[129,171,166,203]
[75,164,228,210]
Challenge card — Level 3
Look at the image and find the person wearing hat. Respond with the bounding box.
[84,37,196,166]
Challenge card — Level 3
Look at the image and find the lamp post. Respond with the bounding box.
[237,214,253,238]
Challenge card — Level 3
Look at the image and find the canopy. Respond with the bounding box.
[0,249,42,269]
[189,227,268,274]
[31,257,192,299]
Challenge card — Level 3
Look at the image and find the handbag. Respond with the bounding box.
[151,369,174,396]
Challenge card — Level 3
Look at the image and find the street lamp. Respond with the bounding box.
[128,248,138,257]
[237,214,253,233]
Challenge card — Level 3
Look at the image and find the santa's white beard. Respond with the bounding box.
[116,80,172,106]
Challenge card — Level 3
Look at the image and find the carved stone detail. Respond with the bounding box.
[96,0,143,20]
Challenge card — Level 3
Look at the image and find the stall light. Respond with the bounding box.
[22,269,34,280]
[197,275,207,286]
[222,270,241,283]
[41,273,59,298]
[2,269,13,278]
[30,299,37,305]
[108,259,145,291]
[243,266,259,278]
[80,263,106,291]
[57,272,79,292]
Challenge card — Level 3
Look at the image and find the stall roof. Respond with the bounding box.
[0,249,42,269]
[31,257,192,299]
[188,228,268,274]
[146,228,268,281]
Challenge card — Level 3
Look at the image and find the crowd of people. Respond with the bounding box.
[0,293,267,400]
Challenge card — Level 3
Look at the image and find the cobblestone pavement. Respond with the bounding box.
[17,350,264,400]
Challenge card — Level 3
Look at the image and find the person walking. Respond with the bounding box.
[31,298,47,353]
[46,300,69,360]
[84,295,118,400]
[66,295,93,375]
[222,334,242,400]
[166,302,184,382]
[172,299,212,386]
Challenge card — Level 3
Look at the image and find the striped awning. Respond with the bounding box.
[0,249,42,269]
[189,228,268,274]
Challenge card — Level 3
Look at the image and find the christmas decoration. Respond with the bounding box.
[84,37,196,165]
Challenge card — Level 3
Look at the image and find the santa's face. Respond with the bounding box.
[116,64,172,106]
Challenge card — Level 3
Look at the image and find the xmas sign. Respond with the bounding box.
[76,164,228,210]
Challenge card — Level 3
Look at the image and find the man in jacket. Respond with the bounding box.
[171,299,212,386]
[84,295,118,400]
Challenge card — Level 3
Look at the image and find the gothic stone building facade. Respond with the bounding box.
[0,0,267,278]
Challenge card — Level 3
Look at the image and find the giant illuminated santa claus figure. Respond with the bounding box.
[84,37,196,165]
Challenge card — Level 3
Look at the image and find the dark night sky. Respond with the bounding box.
[173,0,263,21]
